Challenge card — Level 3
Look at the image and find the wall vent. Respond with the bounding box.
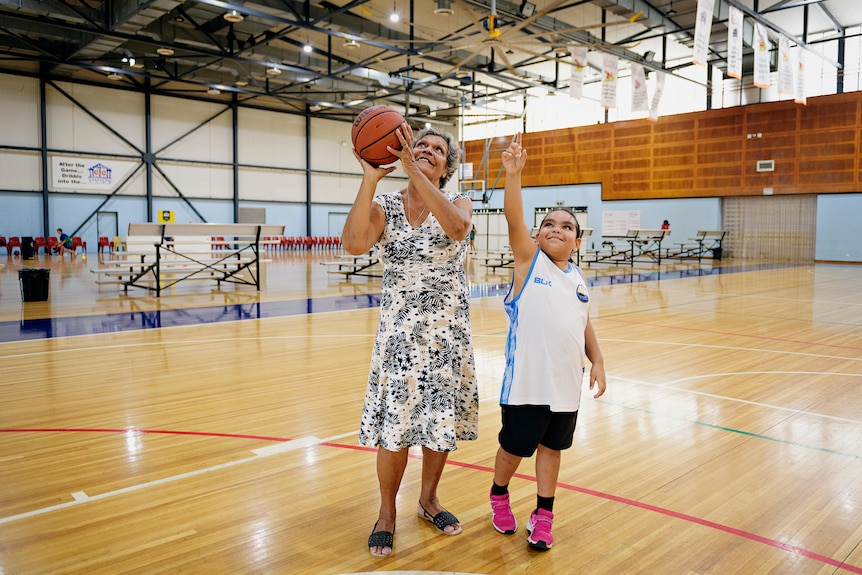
[756,160,775,172]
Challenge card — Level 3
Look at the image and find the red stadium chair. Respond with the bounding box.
[72,236,86,253]
[6,236,21,255]
[97,236,112,254]
[34,236,48,254]
[47,236,59,253]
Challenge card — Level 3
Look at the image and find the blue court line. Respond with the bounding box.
[0,263,793,343]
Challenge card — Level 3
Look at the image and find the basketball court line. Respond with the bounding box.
[1,416,859,572]
[602,319,862,351]
[0,262,798,344]
[0,434,323,525]
[2,419,861,574]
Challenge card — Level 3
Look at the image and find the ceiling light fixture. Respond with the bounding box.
[266,66,282,76]
[223,9,243,23]
[303,43,312,53]
[156,47,174,56]
[343,39,360,49]
[434,0,454,16]
[309,104,322,112]
[235,79,248,87]
[207,87,220,94]
[107,72,123,80]
[389,2,399,22]
[666,0,677,16]
[519,0,536,18]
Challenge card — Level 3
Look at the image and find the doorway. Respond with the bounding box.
[97,211,119,240]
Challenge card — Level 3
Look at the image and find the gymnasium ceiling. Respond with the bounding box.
[0,0,858,126]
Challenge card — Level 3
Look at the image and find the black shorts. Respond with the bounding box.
[498,404,578,458]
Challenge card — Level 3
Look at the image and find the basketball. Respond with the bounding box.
[351,105,405,166]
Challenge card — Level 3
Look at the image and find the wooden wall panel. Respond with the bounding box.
[463,91,862,199]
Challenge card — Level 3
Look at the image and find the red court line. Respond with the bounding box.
[4,429,860,573]
[439,458,862,574]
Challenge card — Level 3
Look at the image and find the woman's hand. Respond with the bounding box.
[388,122,418,174]
[354,149,396,181]
[502,132,527,174]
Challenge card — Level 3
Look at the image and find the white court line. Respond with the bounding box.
[3,333,857,362]
[613,374,862,425]
[602,338,862,362]
[0,435,323,526]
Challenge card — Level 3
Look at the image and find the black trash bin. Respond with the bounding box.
[21,236,34,259]
[19,268,50,302]
[711,247,723,260]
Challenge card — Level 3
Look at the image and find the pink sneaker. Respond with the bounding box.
[526,508,554,550]
[489,489,517,535]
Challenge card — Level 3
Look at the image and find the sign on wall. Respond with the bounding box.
[602,210,640,236]
[51,155,137,191]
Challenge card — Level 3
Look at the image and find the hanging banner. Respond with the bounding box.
[753,22,771,88]
[631,63,649,112]
[51,155,138,191]
[726,5,743,79]
[601,54,618,109]
[648,72,666,122]
[692,0,715,66]
[778,35,793,95]
[570,46,588,100]
[794,47,807,105]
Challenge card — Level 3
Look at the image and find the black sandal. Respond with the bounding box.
[418,502,462,536]
[368,521,395,558]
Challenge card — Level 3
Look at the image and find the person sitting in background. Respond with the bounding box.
[55,228,75,257]
[661,220,670,230]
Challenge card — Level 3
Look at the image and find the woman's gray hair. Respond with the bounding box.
[413,126,460,188]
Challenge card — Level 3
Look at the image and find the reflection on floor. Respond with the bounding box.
[0,250,793,343]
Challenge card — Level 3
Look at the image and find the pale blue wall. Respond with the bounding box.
[816,193,862,262]
[484,184,721,249]
[4,191,860,261]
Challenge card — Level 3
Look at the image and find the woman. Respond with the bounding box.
[342,123,478,559]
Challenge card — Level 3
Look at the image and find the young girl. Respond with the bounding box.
[489,133,606,551]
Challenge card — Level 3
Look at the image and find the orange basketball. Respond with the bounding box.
[351,105,405,166]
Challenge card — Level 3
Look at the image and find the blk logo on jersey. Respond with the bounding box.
[534,277,552,287]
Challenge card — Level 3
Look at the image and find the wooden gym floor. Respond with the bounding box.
[1,249,861,575]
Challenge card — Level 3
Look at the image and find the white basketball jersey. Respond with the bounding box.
[500,249,590,411]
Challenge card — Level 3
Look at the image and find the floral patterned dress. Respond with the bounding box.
[358,190,479,452]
